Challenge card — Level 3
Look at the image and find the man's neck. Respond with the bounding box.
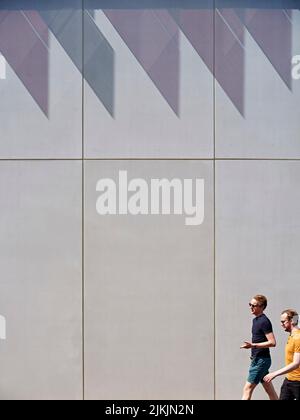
[291,326,300,334]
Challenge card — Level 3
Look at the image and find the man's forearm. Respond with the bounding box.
[271,362,300,378]
[251,341,275,349]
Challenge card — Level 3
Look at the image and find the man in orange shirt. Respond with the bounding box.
[264,309,300,400]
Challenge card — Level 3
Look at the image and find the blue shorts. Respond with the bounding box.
[247,357,271,385]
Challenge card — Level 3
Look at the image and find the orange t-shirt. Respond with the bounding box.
[286,329,300,381]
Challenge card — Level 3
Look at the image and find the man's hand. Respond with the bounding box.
[264,373,276,383]
[240,341,253,349]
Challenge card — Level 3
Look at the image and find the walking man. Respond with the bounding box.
[241,294,278,400]
[264,309,300,400]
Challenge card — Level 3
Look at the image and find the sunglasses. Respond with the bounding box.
[249,303,260,308]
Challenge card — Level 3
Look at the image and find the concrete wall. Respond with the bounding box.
[0,0,300,400]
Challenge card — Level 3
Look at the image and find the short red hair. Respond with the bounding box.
[253,295,267,309]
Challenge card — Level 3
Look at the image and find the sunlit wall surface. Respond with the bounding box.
[0,0,300,400]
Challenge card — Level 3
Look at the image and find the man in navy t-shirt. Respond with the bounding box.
[240,294,278,400]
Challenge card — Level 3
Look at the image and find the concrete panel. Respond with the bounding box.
[84,160,214,399]
[84,1,214,158]
[0,161,82,400]
[216,161,300,400]
[215,5,300,158]
[0,1,82,159]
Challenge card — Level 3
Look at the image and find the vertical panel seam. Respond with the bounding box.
[213,0,217,401]
[82,0,85,402]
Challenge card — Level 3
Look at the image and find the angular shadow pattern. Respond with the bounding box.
[84,10,114,116]
[237,9,292,89]
[86,0,300,10]
[0,0,297,118]
[0,0,114,117]
[0,10,49,116]
[104,9,179,115]
[215,8,245,116]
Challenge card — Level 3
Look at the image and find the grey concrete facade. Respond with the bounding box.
[0,1,300,400]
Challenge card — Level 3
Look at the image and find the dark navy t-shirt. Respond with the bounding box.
[252,313,273,358]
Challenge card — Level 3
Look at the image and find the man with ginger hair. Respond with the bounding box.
[264,309,300,400]
[240,294,278,400]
